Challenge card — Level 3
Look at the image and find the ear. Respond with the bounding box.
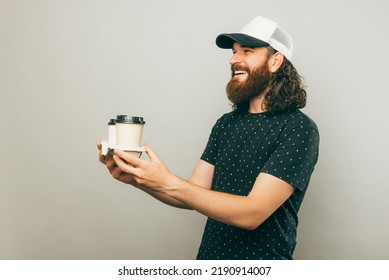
[268,52,284,73]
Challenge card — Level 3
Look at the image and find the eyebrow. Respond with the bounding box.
[232,44,255,51]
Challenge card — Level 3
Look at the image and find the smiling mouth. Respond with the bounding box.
[232,70,249,80]
[234,70,247,75]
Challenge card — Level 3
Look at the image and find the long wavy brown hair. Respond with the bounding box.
[234,47,307,113]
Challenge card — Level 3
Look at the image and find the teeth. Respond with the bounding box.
[234,70,247,75]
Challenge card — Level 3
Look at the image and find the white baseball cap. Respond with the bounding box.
[216,16,294,60]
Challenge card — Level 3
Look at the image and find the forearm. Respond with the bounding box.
[135,183,191,209]
[165,176,263,230]
[111,147,293,230]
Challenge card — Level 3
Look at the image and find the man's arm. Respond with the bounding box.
[169,172,294,230]
[124,160,214,210]
[97,142,213,209]
[113,145,295,230]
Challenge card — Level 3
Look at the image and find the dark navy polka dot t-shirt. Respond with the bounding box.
[196,109,319,260]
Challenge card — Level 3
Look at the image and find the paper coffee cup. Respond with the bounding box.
[115,115,145,147]
[107,119,117,145]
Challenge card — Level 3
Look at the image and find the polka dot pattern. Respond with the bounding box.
[196,109,319,260]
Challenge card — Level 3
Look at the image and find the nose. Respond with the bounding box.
[229,52,242,65]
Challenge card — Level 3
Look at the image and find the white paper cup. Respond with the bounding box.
[108,119,117,145]
[115,115,145,147]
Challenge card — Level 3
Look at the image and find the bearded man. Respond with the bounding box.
[98,16,319,260]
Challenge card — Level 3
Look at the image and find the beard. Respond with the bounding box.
[226,61,272,108]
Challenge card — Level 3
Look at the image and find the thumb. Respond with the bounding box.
[144,144,161,162]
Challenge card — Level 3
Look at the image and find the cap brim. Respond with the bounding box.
[216,33,270,49]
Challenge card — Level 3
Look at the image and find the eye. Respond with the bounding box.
[244,49,253,53]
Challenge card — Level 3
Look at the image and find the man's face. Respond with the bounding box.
[226,42,272,105]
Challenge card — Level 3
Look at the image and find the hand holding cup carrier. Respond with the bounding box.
[101,115,146,157]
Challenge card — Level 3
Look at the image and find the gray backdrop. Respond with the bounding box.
[1,0,388,259]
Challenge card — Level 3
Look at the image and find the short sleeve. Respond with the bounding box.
[200,113,233,165]
[200,120,222,165]
[261,117,319,192]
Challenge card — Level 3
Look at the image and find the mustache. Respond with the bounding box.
[230,64,250,73]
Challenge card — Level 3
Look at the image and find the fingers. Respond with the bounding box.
[114,149,142,167]
[108,145,158,167]
[108,146,162,181]
[110,164,123,179]
[97,141,140,184]
[104,156,125,179]
[113,152,138,174]
[106,157,116,170]
[97,141,107,163]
